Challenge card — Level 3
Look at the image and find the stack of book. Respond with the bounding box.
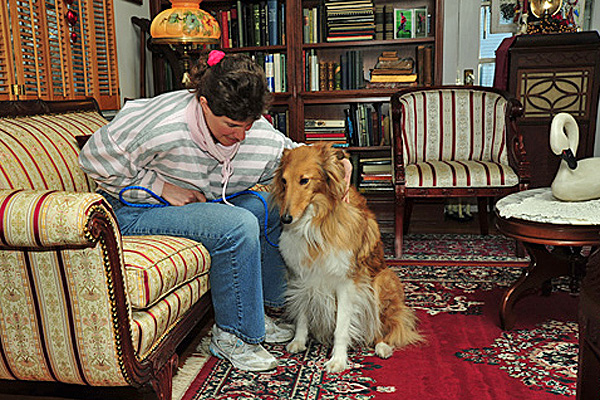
[304,119,348,147]
[359,157,393,192]
[325,0,375,42]
[367,51,417,87]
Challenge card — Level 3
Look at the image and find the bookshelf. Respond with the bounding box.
[148,0,444,228]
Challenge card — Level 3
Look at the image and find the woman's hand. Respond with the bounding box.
[162,182,206,206]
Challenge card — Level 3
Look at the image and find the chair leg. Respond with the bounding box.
[395,198,406,258]
[403,198,413,234]
[477,197,489,235]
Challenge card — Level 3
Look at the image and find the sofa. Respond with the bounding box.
[0,99,213,400]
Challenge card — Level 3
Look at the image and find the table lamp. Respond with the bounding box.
[149,0,221,87]
[149,0,220,44]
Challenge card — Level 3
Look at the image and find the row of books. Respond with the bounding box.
[369,51,417,84]
[355,156,393,192]
[263,53,288,93]
[304,50,365,91]
[266,110,289,136]
[324,0,375,42]
[303,102,390,149]
[302,3,431,44]
[305,118,347,146]
[217,0,285,49]
[346,102,390,147]
[303,0,375,43]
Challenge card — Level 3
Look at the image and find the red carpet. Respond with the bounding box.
[178,262,578,400]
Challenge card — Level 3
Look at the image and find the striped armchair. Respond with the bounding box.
[391,85,530,257]
[0,99,212,400]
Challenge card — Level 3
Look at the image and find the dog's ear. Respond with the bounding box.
[318,143,346,199]
[269,148,291,204]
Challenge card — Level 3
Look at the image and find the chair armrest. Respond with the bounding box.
[0,190,114,249]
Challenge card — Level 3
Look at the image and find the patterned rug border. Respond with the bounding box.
[384,233,530,264]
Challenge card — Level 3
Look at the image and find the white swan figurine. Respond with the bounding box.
[550,112,600,202]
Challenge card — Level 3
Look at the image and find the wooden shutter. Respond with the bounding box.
[0,0,119,110]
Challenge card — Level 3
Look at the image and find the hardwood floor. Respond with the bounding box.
[407,200,501,235]
[372,198,501,236]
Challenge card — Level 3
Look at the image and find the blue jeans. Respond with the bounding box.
[100,191,286,344]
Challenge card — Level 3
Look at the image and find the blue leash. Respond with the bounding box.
[118,186,278,247]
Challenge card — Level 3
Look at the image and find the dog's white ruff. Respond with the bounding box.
[279,205,381,372]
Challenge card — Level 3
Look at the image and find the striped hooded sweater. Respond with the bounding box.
[79,90,298,204]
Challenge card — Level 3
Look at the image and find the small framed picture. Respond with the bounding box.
[394,9,413,39]
[491,0,519,33]
[413,7,428,38]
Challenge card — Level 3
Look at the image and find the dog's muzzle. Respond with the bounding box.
[280,214,293,224]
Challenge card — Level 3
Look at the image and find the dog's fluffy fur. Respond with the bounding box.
[271,143,421,373]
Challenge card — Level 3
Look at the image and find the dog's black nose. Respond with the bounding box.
[281,214,293,224]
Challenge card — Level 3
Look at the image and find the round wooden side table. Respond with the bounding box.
[494,188,600,331]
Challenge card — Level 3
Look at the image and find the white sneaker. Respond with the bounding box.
[264,315,295,343]
[209,325,278,372]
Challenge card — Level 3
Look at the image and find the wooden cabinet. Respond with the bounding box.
[148,0,444,227]
[502,31,600,188]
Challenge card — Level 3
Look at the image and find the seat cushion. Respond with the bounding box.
[405,160,519,188]
[131,274,209,359]
[122,235,211,309]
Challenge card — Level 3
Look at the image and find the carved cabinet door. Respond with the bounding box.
[507,31,600,188]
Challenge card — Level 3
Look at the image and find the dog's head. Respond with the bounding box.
[271,143,347,225]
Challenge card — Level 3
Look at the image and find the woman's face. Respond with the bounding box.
[199,96,254,147]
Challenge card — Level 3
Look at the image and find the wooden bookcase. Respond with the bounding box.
[148,0,444,228]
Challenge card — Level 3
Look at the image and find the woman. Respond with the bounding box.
[79,50,297,372]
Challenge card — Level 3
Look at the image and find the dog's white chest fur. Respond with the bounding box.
[279,211,378,346]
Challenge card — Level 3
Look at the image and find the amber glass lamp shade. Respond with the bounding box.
[150,0,221,44]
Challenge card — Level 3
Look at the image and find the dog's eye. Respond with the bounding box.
[281,178,287,186]
[299,178,309,185]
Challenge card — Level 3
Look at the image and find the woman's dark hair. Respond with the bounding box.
[189,52,272,121]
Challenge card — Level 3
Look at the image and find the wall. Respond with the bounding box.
[112,0,153,104]
[443,0,600,156]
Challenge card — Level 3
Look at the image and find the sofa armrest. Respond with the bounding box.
[0,190,115,249]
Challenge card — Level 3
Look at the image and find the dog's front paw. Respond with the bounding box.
[286,340,307,354]
[375,342,394,359]
[324,356,348,373]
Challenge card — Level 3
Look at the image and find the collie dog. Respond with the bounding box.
[271,143,421,373]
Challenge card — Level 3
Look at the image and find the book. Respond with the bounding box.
[375,4,385,40]
[394,9,413,39]
[384,5,394,39]
[265,53,275,92]
[369,74,417,83]
[273,53,282,92]
[267,0,279,45]
[305,119,346,128]
[371,68,414,75]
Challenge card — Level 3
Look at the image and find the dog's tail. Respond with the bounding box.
[375,268,423,348]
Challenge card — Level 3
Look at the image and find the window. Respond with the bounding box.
[478,1,512,87]
[0,0,119,110]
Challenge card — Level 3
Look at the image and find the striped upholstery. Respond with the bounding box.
[0,108,213,390]
[123,236,211,309]
[0,112,105,191]
[397,88,518,188]
[0,190,128,386]
[132,274,210,359]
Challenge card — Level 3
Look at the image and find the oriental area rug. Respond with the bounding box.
[172,234,579,400]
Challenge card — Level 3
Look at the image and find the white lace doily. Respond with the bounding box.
[496,187,600,225]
